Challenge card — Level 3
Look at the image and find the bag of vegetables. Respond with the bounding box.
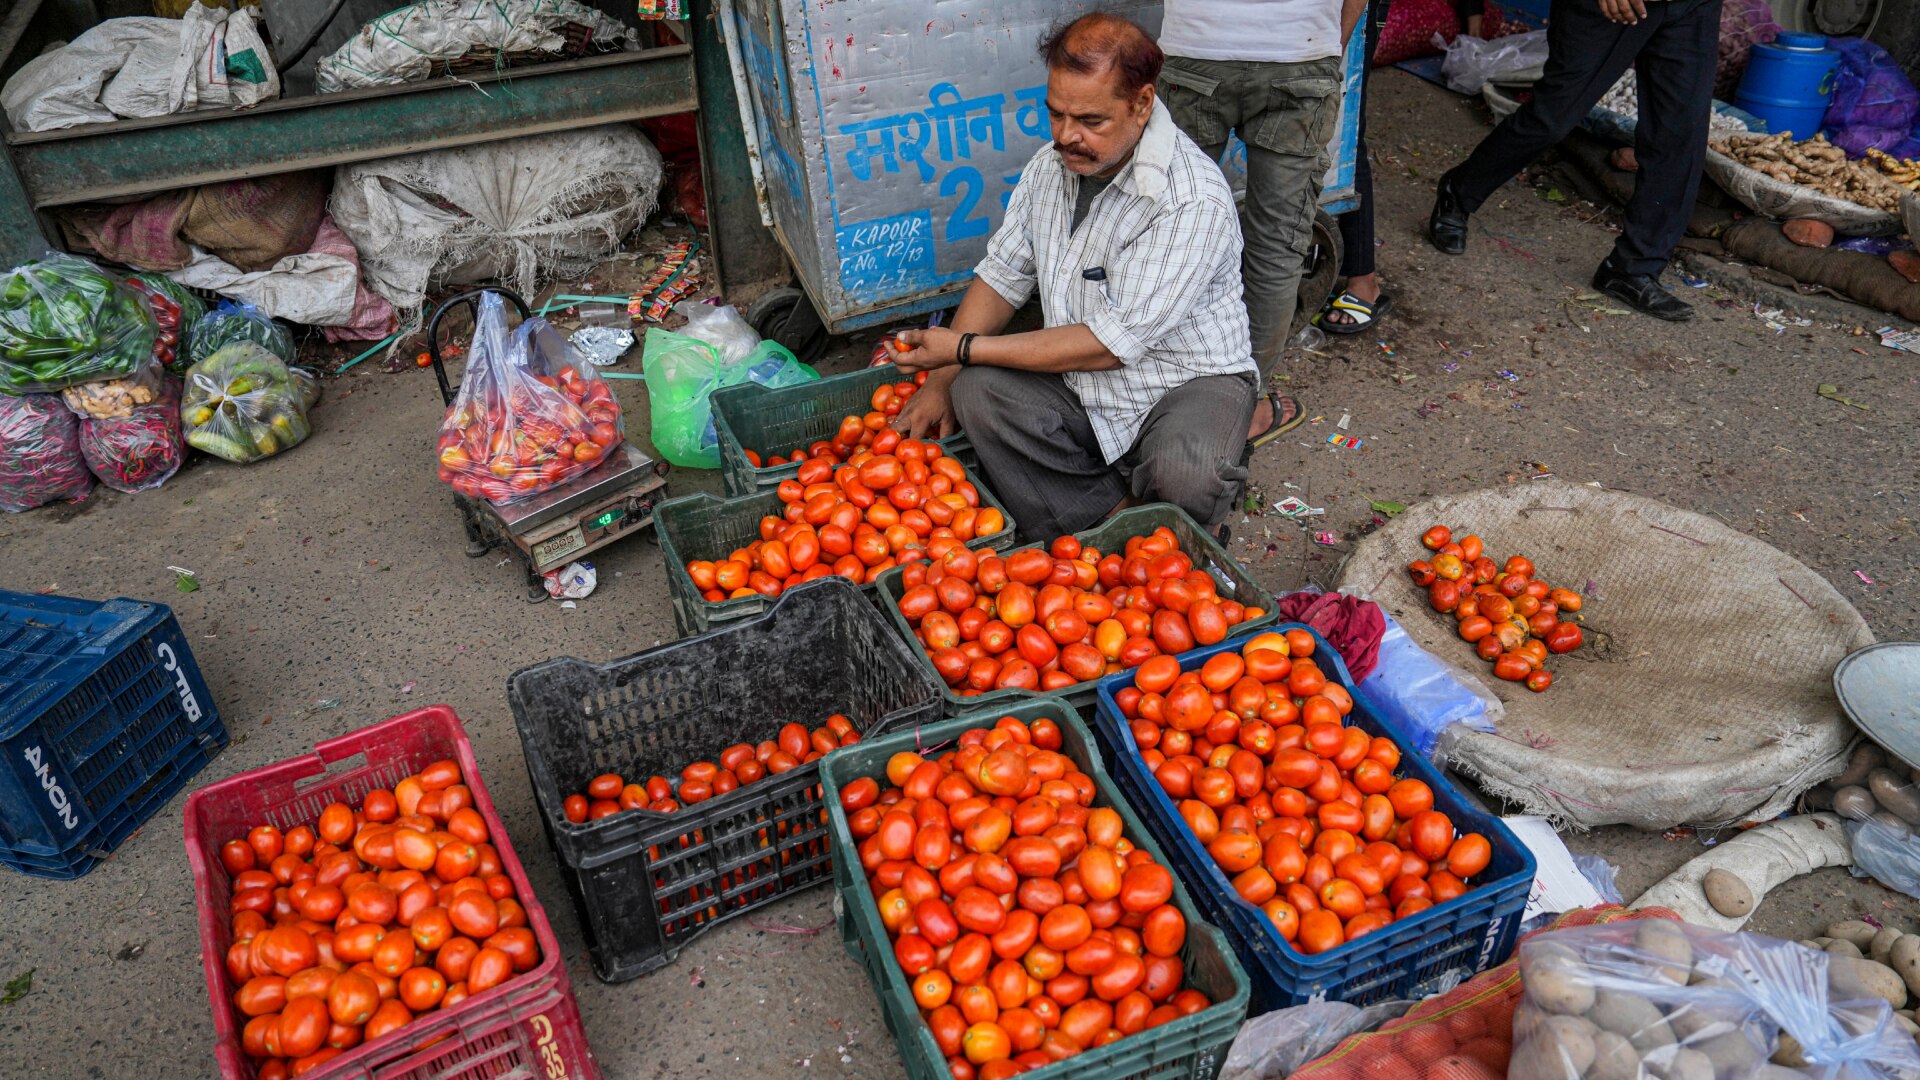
[124,273,205,373]
[435,291,624,504]
[79,372,185,493]
[186,299,293,368]
[60,359,166,418]
[0,252,157,394]
[0,391,93,512]
[181,342,321,464]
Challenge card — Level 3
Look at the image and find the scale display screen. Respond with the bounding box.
[587,507,625,531]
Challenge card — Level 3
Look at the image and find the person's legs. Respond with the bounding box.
[1433,0,1649,250]
[1612,0,1720,275]
[948,366,1124,541]
[1327,0,1388,328]
[1240,59,1343,378]
[1119,374,1258,531]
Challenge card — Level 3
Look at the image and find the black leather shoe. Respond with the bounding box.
[1592,263,1695,321]
[1428,177,1469,255]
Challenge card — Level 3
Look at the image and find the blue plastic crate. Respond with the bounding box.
[0,591,226,879]
[1091,624,1535,1014]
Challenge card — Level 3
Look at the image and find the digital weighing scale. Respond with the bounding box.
[427,290,670,600]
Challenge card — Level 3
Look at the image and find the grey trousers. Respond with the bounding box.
[1159,55,1343,378]
[950,367,1257,541]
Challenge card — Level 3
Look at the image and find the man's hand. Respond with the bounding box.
[1597,0,1645,24]
[885,327,962,373]
[892,370,959,439]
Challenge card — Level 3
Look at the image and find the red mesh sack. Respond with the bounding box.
[1374,0,1461,67]
[1291,905,1682,1080]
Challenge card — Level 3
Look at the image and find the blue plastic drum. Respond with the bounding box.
[1734,31,1840,139]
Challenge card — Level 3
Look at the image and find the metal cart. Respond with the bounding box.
[716,0,1369,359]
[425,289,671,602]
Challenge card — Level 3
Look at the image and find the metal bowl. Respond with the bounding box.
[1835,641,1920,770]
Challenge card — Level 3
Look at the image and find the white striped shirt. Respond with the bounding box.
[974,98,1255,464]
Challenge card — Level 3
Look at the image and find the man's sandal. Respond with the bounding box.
[1244,392,1303,458]
[1314,292,1394,336]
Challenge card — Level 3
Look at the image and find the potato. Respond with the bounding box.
[1872,811,1914,834]
[1508,1038,1582,1080]
[1895,1012,1920,1037]
[1590,989,1674,1050]
[1527,953,1598,1015]
[1872,926,1905,963]
[1832,786,1879,821]
[1645,1047,1713,1080]
[1771,1032,1807,1067]
[1835,740,1875,781]
[1586,1030,1641,1080]
[1869,768,1920,824]
[1666,1001,1741,1041]
[1691,1029,1763,1076]
[1828,921,1881,948]
[1703,868,1754,918]
[1889,934,1920,998]
[1536,1015,1600,1075]
[1827,939,1864,959]
[1830,954,1908,1008]
[1634,921,1694,985]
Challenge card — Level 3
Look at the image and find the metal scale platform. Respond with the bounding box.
[427,290,670,600]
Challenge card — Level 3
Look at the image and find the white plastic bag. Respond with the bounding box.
[316,0,637,93]
[672,301,762,365]
[1,4,277,133]
[1512,919,1920,1080]
[1438,30,1550,95]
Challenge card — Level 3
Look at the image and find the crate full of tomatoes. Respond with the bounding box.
[1091,627,1536,1011]
[655,441,1014,636]
[183,706,597,1080]
[710,362,976,495]
[434,292,624,505]
[508,578,944,981]
[879,504,1278,716]
[822,699,1250,1080]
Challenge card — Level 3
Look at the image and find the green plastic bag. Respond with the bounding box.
[641,328,817,468]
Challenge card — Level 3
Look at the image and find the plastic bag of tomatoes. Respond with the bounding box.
[435,292,624,504]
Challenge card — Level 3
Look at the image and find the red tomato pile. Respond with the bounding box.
[563,715,860,821]
[436,366,622,504]
[1406,526,1586,693]
[215,760,540,1078]
[845,714,1214,1077]
[894,526,1268,698]
[123,277,183,370]
[685,441,1005,603]
[744,373,930,468]
[1114,630,1495,957]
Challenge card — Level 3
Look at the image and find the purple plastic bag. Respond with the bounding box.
[1826,38,1919,132]
[1832,122,1917,157]
[0,392,93,512]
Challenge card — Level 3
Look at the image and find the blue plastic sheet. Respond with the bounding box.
[1357,608,1498,755]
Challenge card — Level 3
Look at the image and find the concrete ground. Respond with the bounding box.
[2,70,1917,1078]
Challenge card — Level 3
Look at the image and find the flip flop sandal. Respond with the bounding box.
[1314,291,1395,336]
[1242,392,1304,462]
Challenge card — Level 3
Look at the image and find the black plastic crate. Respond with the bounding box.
[710,364,976,496]
[506,577,945,981]
[0,591,226,878]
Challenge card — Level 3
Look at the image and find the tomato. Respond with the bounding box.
[279,996,331,1059]
[1526,670,1554,692]
[1407,560,1437,587]
[1118,863,1173,914]
[1296,909,1345,954]
[326,971,380,1027]
[1545,622,1583,654]
[247,825,284,865]
[1405,810,1456,861]
[1492,654,1532,681]
[1421,526,1451,550]
[1448,834,1493,877]
[963,1021,1012,1064]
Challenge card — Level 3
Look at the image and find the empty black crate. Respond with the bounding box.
[506,577,944,981]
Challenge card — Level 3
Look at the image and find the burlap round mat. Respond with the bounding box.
[1337,482,1873,830]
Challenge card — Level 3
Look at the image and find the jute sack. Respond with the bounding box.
[1337,482,1872,830]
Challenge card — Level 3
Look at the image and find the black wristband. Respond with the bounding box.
[958,333,977,367]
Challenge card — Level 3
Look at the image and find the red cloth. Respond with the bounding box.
[1373,0,1461,66]
[1274,590,1388,682]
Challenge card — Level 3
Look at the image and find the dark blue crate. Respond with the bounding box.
[1091,624,1535,1014]
[0,591,227,878]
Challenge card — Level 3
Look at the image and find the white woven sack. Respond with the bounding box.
[1338,482,1873,831]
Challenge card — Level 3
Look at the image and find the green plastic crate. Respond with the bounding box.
[820,697,1250,1080]
[654,467,1018,638]
[710,364,976,497]
[875,503,1280,716]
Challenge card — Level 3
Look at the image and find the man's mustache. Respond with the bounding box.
[1055,144,1094,158]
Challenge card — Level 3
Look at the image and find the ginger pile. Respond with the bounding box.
[1710,132,1909,213]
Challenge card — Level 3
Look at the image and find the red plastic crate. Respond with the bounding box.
[182,706,600,1080]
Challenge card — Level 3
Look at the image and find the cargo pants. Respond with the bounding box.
[1158,55,1343,379]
